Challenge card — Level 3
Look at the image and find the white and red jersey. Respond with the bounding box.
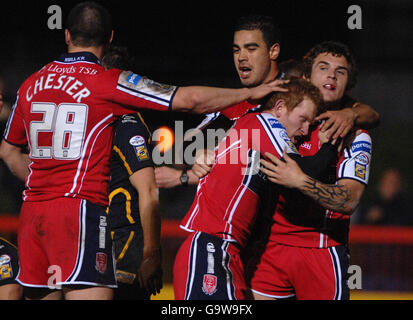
[269,126,372,248]
[180,112,299,248]
[3,52,178,207]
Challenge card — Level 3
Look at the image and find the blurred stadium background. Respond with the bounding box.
[1,0,412,300]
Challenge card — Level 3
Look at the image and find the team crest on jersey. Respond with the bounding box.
[355,162,367,180]
[0,254,13,280]
[95,252,107,274]
[202,274,217,295]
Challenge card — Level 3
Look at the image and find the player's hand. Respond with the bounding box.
[317,121,332,144]
[247,79,289,104]
[137,248,163,296]
[260,150,305,189]
[315,108,357,140]
[192,149,214,178]
[154,166,181,188]
[318,122,344,150]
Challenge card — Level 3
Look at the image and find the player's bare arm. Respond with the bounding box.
[261,151,365,215]
[154,166,199,188]
[171,79,288,114]
[129,167,163,295]
[0,140,30,181]
[316,102,380,140]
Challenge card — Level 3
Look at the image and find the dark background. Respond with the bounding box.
[0,0,412,222]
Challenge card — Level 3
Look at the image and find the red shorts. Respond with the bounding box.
[17,197,116,288]
[248,242,349,300]
[173,232,247,300]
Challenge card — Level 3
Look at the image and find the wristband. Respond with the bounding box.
[180,167,189,186]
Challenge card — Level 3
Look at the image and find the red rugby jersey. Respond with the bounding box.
[269,126,372,248]
[180,112,299,247]
[3,52,177,206]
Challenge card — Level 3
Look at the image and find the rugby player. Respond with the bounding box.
[0,2,285,300]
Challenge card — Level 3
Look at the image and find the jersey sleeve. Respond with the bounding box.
[112,114,154,175]
[103,69,178,115]
[337,131,372,185]
[221,101,257,120]
[254,113,299,159]
[3,93,27,146]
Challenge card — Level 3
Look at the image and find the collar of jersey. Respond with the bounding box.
[56,51,101,65]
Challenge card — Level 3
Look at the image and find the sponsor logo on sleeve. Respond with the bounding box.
[355,162,367,180]
[351,141,372,154]
[129,135,146,146]
[355,152,370,165]
[129,135,149,161]
[0,254,13,280]
[126,73,142,86]
[142,78,176,94]
[268,118,283,129]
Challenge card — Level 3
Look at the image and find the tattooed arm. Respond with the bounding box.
[296,175,365,214]
[260,150,365,215]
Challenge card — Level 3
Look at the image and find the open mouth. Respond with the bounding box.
[323,83,336,90]
[239,66,252,79]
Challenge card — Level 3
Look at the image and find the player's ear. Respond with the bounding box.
[109,30,114,44]
[273,99,286,117]
[269,42,280,61]
[65,29,71,45]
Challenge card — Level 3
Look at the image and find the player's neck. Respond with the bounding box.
[264,64,279,83]
[67,45,105,61]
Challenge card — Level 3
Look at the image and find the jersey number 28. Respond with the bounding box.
[29,102,88,160]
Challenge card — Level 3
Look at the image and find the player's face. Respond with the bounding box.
[309,53,349,103]
[232,30,274,87]
[280,98,316,144]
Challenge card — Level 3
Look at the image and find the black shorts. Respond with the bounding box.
[112,225,149,300]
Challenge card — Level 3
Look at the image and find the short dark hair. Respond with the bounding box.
[101,45,135,70]
[66,1,113,47]
[234,15,281,49]
[262,78,323,115]
[278,59,305,80]
[303,41,358,90]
